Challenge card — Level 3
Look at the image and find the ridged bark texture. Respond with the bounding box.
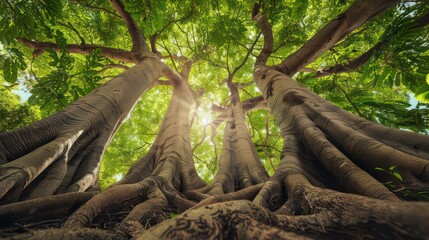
[0,57,163,204]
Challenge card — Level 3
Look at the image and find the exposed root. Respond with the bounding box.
[63,178,155,228]
[117,188,168,237]
[191,184,262,210]
[0,192,95,226]
[7,227,125,240]
[253,179,286,210]
[141,187,429,240]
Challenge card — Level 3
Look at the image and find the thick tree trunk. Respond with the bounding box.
[249,62,429,238]
[208,100,268,195]
[0,57,163,204]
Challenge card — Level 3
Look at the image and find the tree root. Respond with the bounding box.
[0,192,95,226]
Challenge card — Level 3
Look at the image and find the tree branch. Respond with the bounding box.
[57,21,86,45]
[73,0,121,18]
[210,95,268,132]
[109,0,148,54]
[150,34,160,55]
[230,32,262,79]
[16,38,134,62]
[253,13,274,66]
[241,95,267,111]
[331,78,364,117]
[101,63,129,71]
[315,11,429,78]
[275,0,399,76]
[315,41,383,78]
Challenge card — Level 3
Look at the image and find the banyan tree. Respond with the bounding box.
[0,0,429,239]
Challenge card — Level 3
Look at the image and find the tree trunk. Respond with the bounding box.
[0,57,163,204]
[248,62,429,239]
[208,88,268,195]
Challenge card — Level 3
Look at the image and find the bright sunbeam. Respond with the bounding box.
[114,173,123,182]
[201,115,211,125]
[195,103,213,126]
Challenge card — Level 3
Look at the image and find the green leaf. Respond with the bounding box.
[389,165,397,171]
[3,58,18,83]
[393,172,403,182]
[27,95,40,105]
[291,0,309,21]
[383,181,394,188]
[74,86,87,97]
[417,191,429,195]
[374,167,385,171]
[415,83,429,103]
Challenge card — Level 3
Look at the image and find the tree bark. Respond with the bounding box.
[0,57,163,204]
[209,85,268,195]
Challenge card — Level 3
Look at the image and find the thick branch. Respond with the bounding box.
[241,95,267,111]
[315,11,429,78]
[315,41,383,78]
[253,14,274,66]
[275,0,399,75]
[231,32,262,78]
[109,0,148,53]
[210,95,268,133]
[16,38,134,63]
[150,34,160,55]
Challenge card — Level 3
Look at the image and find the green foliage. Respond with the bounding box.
[27,47,73,115]
[375,166,429,201]
[0,47,26,83]
[0,78,40,131]
[291,0,308,21]
[374,165,404,182]
[27,47,107,116]
[0,0,63,44]
[100,86,171,189]
[415,82,429,103]
[207,16,247,47]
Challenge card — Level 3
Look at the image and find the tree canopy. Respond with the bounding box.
[0,0,428,239]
